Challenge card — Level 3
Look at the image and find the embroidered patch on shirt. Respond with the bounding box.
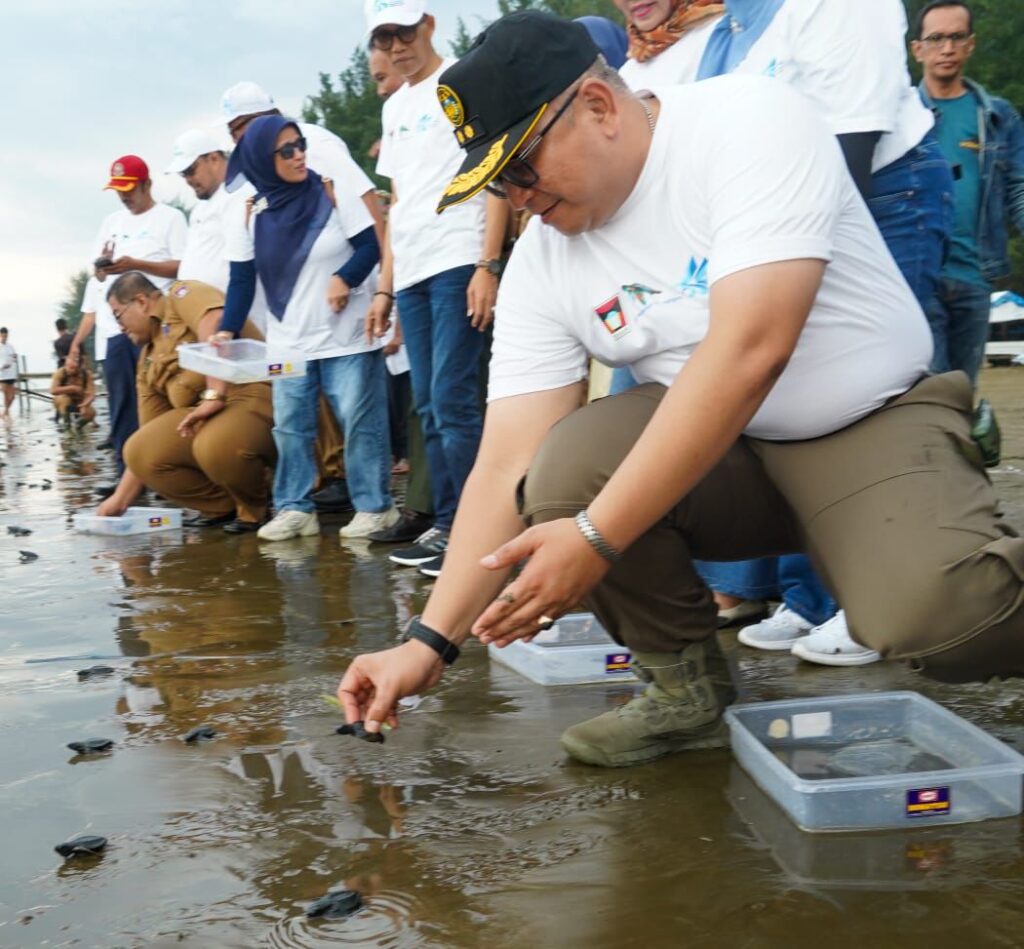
[174,285,189,298]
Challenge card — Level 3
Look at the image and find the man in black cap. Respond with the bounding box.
[338,11,1024,768]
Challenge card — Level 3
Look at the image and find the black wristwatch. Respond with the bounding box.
[475,258,503,278]
[401,616,460,665]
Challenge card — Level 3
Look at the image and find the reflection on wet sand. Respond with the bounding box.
[4,377,1024,946]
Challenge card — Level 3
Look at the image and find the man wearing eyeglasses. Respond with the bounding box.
[363,0,510,578]
[167,130,238,303]
[337,12,1024,766]
[913,0,1024,384]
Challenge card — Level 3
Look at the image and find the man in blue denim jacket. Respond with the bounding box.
[914,0,1024,384]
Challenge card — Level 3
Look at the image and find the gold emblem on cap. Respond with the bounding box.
[437,85,464,128]
[443,134,508,197]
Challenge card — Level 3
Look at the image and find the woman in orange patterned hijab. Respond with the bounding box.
[616,0,725,63]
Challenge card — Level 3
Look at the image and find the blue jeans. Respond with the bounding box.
[396,264,483,530]
[271,351,392,514]
[102,332,140,477]
[696,134,953,622]
[925,277,992,385]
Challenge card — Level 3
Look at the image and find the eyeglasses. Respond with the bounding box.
[274,136,308,160]
[370,16,425,51]
[485,87,580,199]
[920,31,973,48]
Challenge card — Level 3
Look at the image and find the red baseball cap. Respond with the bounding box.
[104,155,150,192]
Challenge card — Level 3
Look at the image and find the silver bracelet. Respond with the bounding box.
[574,510,622,563]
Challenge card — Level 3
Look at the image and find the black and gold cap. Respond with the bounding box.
[435,11,598,213]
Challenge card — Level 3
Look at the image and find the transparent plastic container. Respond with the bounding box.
[73,507,183,535]
[177,340,307,384]
[487,612,637,685]
[724,691,1024,832]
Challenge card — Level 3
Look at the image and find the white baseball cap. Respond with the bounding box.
[220,81,275,123]
[165,129,224,174]
[365,0,427,36]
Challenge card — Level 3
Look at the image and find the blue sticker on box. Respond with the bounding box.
[906,786,951,818]
[268,363,283,375]
[605,652,631,674]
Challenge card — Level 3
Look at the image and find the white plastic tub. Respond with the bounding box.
[725,691,1024,832]
[487,613,637,686]
[177,340,306,384]
[73,507,183,535]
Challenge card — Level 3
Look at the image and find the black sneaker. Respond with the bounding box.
[182,511,235,528]
[418,553,444,578]
[368,509,433,543]
[389,527,449,566]
[223,517,264,534]
[311,478,353,514]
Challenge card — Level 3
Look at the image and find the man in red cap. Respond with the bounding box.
[69,155,187,494]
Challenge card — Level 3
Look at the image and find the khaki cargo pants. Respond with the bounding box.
[519,372,1024,682]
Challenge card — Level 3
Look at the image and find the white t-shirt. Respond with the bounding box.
[490,78,932,441]
[729,0,934,171]
[619,15,723,91]
[80,277,119,361]
[234,187,380,360]
[177,184,234,292]
[377,58,487,291]
[0,342,17,381]
[89,202,188,358]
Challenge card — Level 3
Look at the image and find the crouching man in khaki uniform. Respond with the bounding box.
[336,13,1024,768]
[97,272,275,532]
[51,351,97,427]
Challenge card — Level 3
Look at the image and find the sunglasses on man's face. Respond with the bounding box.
[274,136,308,160]
[370,17,424,51]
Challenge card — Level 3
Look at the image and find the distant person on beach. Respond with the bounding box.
[54,319,73,368]
[69,155,187,496]
[98,272,275,533]
[338,14,1024,767]
[220,115,397,543]
[913,0,1024,385]
[0,327,17,416]
[50,351,96,428]
[168,130,234,296]
[364,0,510,578]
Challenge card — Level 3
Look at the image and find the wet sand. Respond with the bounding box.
[3,370,1024,948]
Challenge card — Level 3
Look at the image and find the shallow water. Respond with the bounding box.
[5,388,1024,948]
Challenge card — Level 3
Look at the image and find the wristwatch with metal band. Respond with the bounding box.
[475,258,503,278]
[200,388,227,402]
[575,510,622,563]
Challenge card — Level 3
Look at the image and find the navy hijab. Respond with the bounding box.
[227,114,333,320]
[697,0,786,79]
[575,16,629,70]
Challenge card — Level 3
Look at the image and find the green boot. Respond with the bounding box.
[560,636,736,768]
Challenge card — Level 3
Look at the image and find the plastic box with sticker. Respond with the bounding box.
[487,612,637,686]
[177,340,307,384]
[724,691,1024,832]
[73,507,183,535]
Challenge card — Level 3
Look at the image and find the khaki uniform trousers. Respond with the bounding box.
[520,372,1024,683]
[124,383,275,523]
[54,395,96,424]
[317,396,345,484]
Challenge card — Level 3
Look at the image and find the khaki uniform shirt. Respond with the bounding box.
[50,366,95,404]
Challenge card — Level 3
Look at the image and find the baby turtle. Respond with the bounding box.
[6,526,31,536]
[306,889,363,919]
[183,725,218,743]
[830,739,919,777]
[18,550,38,563]
[67,738,114,755]
[336,721,385,744]
[54,835,108,859]
[77,665,116,680]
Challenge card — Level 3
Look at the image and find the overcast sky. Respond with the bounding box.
[0,0,497,372]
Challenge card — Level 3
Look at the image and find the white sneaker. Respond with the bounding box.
[790,610,882,666]
[257,510,320,541]
[737,604,813,651]
[339,506,400,539]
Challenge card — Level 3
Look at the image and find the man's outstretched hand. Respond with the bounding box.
[337,639,445,734]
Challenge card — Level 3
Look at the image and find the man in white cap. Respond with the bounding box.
[167,130,233,295]
[363,0,510,578]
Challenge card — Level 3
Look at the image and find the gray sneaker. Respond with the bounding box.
[560,636,735,768]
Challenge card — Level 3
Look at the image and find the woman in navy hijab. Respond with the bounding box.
[223,115,399,542]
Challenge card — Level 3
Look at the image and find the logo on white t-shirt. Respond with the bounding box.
[678,257,709,298]
[763,57,778,78]
[595,294,629,337]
